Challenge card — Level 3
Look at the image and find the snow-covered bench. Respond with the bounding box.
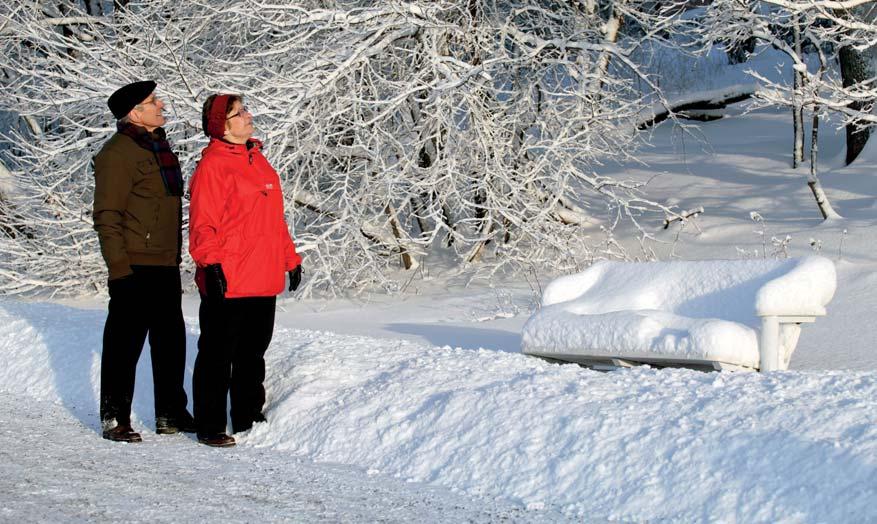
[521,256,836,372]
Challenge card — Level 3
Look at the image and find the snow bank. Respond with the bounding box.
[1,300,874,522]
[524,256,836,368]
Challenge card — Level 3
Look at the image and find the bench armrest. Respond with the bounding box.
[759,315,821,371]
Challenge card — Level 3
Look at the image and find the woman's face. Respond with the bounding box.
[224,100,253,144]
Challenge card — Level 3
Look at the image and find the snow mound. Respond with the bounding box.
[0,300,875,521]
[524,256,836,368]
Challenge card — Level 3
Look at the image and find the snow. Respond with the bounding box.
[3,102,877,521]
[1,297,876,522]
[0,301,563,522]
[524,309,761,367]
[755,256,836,316]
[521,256,837,367]
[0,393,547,522]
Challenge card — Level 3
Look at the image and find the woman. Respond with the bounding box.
[189,94,303,447]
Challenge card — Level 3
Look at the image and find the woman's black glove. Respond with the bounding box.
[204,264,227,300]
[288,265,302,292]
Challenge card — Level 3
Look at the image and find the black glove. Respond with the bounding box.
[288,265,302,292]
[204,264,227,301]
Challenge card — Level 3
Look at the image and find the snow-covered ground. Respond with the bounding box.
[2,103,877,522]
[0,392,561,522]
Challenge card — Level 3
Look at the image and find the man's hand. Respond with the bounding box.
[288,265,302,292]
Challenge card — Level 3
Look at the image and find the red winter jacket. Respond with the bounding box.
[189,138,301,298]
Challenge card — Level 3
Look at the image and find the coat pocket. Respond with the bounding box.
[240,186,285,238]
[133,158,164,198]
[146,198,174,250]
[122,196,151,251]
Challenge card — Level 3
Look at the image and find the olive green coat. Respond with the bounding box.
[93,132,182,280]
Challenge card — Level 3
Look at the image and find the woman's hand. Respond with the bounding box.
[288,265,303,292]
[204,264,227,300]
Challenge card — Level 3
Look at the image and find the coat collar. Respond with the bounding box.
[205,137,263,155]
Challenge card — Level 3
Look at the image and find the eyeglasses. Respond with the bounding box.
[134,97,160,110]
[226,107,250,120]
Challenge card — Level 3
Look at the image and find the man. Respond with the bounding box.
[93,80,195,442]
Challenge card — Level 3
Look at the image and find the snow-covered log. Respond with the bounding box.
[637,85,756,129]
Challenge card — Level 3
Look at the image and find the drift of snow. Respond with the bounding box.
[521,256,836,367]
[1,298,875,522]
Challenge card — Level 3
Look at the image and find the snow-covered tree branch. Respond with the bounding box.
[697,0,877,219]
[0,0,689,296]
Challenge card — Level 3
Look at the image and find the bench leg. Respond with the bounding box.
[760,316,780,371]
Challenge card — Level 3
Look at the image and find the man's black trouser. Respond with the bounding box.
[100,265,189,425]
[194,295,276,435]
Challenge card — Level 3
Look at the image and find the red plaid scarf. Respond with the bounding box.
[117,122,184,196]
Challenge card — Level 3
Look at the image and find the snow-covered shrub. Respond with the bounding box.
[0,0,687,296]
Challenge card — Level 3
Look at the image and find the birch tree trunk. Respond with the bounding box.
[792,14,805,169]
[808,106,842,220]
[589,1,624,98]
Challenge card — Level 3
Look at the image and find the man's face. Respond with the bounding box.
[129,91,166,131]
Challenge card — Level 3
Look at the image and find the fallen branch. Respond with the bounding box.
[638,85,756,129]
[663,206,704,229]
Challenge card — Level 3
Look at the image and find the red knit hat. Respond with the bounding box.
[205,94,231,139]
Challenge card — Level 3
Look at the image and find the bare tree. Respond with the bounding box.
[0,0,687,296]
[699,0,877,220]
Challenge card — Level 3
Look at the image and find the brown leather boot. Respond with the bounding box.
[102,419,143,443]
[197,433,236,447]
[156,411,197,435]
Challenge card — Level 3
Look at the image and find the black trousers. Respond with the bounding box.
[194,295,276,435]
[100,265,189,425]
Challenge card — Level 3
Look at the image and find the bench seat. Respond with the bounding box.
[521,256,836,372]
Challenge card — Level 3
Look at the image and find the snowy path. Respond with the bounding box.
[1,299,876,522]
[0,393,555,523]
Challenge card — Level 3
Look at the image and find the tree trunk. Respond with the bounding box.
[808,108,842,220]
[385,204,415,270]
[588,2,623,99]
[791,15,805,169]
[839,45,873,165]
[466,189,492,264]
[835,4,877,165]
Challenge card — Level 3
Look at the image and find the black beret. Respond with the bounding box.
[107,80,156,119]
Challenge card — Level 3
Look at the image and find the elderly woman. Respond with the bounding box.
[188,94,303,447]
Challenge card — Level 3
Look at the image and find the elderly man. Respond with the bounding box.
[93,80,195,442]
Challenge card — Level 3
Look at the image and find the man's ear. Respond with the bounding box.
[127,108,142,125]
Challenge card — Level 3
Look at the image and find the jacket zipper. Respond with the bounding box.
[146,203,160,247]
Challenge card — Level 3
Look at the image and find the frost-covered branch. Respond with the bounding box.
[0,0,689,296]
